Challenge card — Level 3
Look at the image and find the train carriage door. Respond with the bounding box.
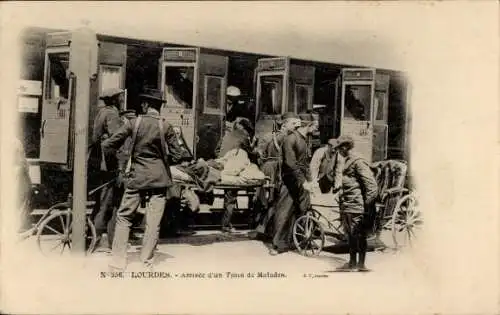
[39,32,74,166]
[196,51,229,160]
[254,57,289,138]
[372,73,390,161]
[340,68,376,163]
[290,64,315,115]
[160,48,198,158]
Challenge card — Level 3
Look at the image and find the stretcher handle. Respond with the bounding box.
[88,179,116,197]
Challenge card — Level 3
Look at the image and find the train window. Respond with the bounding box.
[295,84,311,114]
[259,75,283,115]
[99,65,122,95]
[374,91,387,122]
[204,75,223,114]
[45,51,70,100]
[163,66,194,109]
[343,84,372,121]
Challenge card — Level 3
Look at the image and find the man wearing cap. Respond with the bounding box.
[102,89,187,270]
[225,86,244,123]
[90,87,125,252]
[333,135,378,272]
[310,138,344,194]
[270,113,319,255]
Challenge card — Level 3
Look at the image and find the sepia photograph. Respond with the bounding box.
[1,1,498,314]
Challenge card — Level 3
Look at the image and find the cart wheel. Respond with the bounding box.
[36,210,97,256]
[293,213,325,257]
[390,194,421,250]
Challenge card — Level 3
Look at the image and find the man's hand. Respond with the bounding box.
[303,181,313,191]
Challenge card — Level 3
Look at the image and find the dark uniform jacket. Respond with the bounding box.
[281,130,311,185]
[91,105,122,171]
[339,155,378,214]
[101,109,184,190]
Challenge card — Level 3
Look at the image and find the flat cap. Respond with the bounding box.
[99,88,124,99]
[331,135,355,149]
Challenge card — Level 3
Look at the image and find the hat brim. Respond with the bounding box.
[333,141,353,149]
[99,94,121,100]
[139,94,166,103]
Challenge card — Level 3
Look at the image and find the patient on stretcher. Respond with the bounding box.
[170,119,266,192]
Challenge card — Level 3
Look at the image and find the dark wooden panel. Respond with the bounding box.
[99,41,127,65]
[46,32,71,47]
[20,30,45,81]
[199,53,226,76]
[290,64,315,84]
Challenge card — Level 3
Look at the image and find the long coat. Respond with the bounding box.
[101,109,185,190]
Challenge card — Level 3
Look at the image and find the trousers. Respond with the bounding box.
[109,188,166,269]
[271,175,311,251]
[221,189,238,228]
[93,171,117,236]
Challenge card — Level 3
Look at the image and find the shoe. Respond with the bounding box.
[142,260,155,271]
[335,262,356,272]
[178,230,196,236]
[94,235,111,253]
[269,248,279,256]
[108,264,125,272]
[356,264,371,272]
[222,227,237,234]
[247,230,259,239]
[269,247,286,256]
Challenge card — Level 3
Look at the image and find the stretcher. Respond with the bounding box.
[171,164,273,229]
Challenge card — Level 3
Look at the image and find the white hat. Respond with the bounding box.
[226,86,241,97]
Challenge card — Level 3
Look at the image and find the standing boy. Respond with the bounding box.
[333,135,378,272]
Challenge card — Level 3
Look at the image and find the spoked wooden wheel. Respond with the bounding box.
[390,194,422,250]
[293,213,325,256]
[36,206,97,256]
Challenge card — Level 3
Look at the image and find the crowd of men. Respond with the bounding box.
[16,84,378,273]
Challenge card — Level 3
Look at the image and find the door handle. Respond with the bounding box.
[40,120,46,138]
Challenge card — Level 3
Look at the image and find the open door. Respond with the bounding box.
[159,47,198,157]
[39,33,73,166]
[195,52,228,160]
[340,68,376,162]
[159,48,228,159]
[254,57,289,138]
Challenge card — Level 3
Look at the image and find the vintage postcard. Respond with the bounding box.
[0,1,498,314]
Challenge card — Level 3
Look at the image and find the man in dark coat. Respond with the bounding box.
[333,135,378,272]
[90,88,124,252]
[102,89,186,270]
[253,112,299,239]
[270,113,318,255]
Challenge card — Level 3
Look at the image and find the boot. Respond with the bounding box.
[356,238,370,272]
[94,233,111,253]
[335,249,357,271]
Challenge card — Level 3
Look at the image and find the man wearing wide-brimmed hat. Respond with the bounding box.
[102,88,188,270]
[91,87,125,252]
[332,135,378,272]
